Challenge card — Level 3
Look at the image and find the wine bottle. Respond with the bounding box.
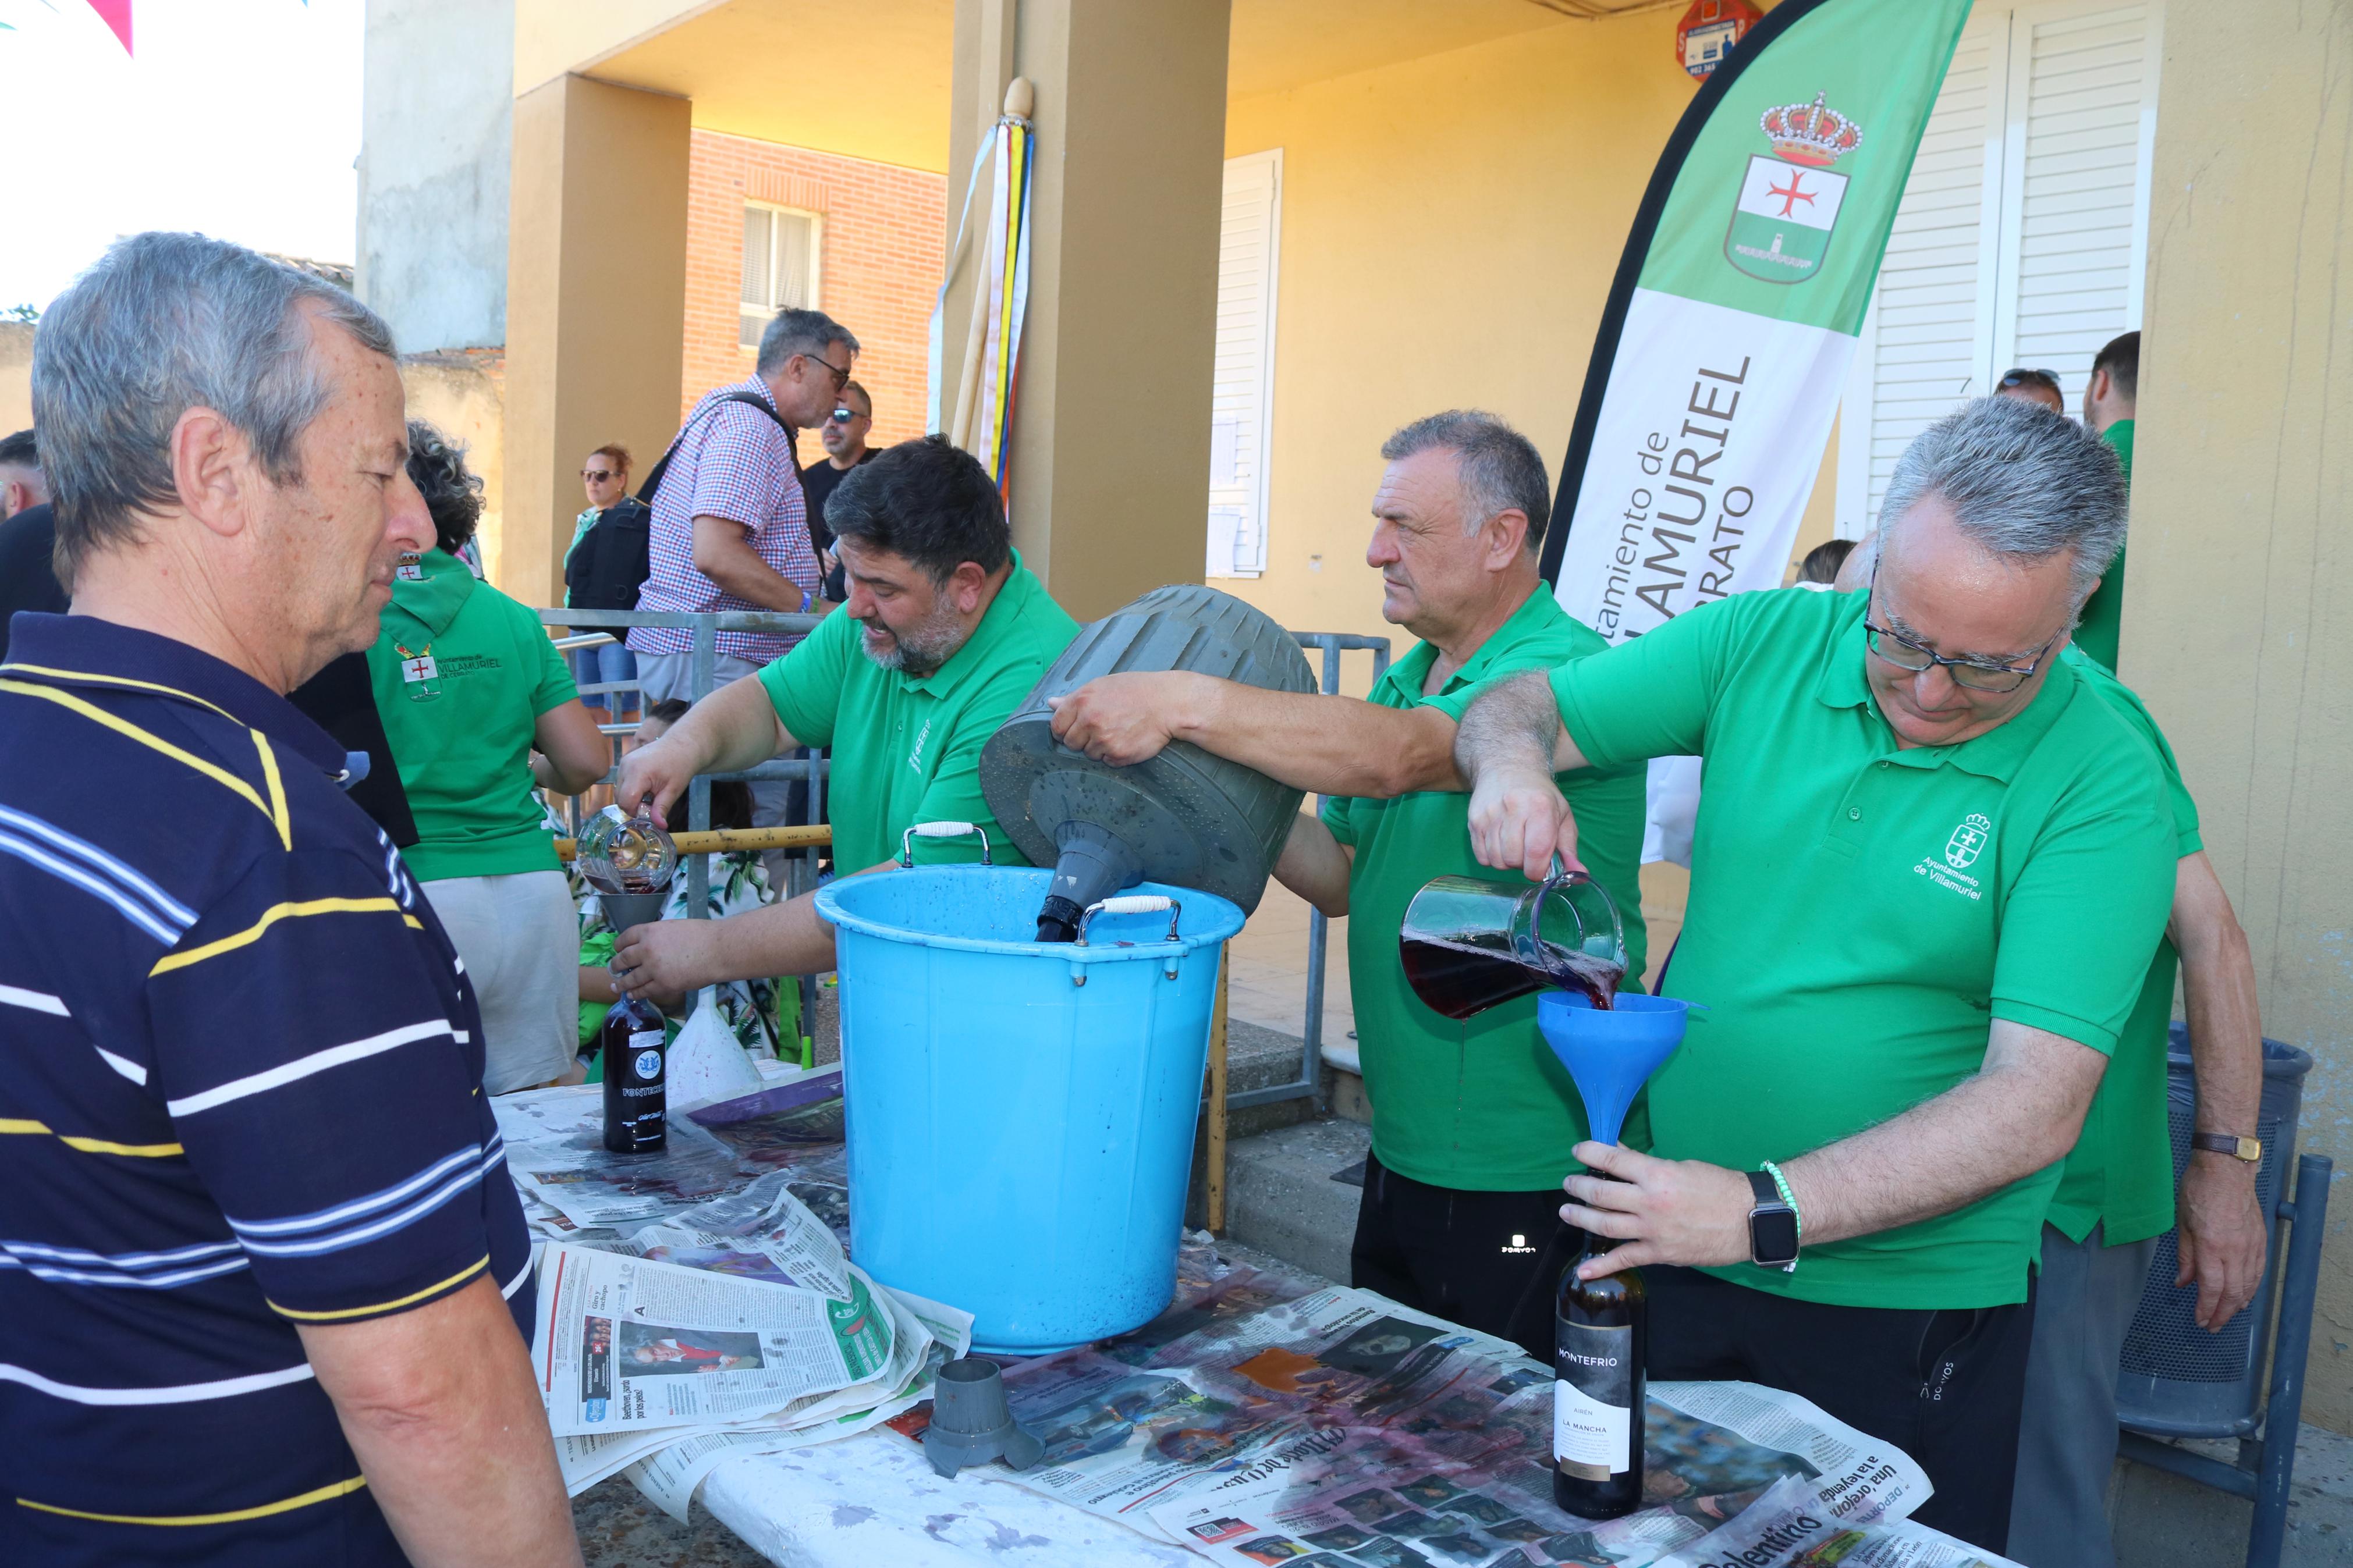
[600,997,669,1154]
[1553,1220,1646,1519]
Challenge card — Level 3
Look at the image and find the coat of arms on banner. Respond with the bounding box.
[1725,93,1862,284]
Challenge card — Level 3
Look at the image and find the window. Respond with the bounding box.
[1837,0,2162,533]
[740,205,822,349]
[1207,150,1283,579]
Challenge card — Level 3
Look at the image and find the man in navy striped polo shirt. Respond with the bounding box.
[2,234,578,1565]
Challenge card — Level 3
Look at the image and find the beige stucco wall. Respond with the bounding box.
[0,322,30,436]
[400,353,508,585]
[2131,0,2353,1435]
[1219,8,1837,673]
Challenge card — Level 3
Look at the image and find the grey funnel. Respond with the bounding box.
[981,584,1315,941]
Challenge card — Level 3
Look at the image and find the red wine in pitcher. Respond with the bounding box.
[1400,936,1626,1021]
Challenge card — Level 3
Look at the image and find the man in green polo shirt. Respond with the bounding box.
[2004,645,2267,1568]
[1453,396,2176,1552]
[1045,411,1646,1357]
[2072,329,2138,672]
[610,436,1080,993]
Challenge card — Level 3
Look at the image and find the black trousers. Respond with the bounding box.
[1348,1150,1574,1363]
[1643,1263,2036,1555]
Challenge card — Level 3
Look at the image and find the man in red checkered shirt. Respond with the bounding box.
[631,308,858,829]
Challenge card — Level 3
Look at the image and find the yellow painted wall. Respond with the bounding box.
[2131,0,2353,1435]
[1219,11,1844,678]
[0,323,31,437]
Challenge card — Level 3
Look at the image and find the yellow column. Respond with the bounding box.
[504,73,690,609]
[946,0,1232,621]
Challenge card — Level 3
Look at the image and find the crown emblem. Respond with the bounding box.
[1759,93,1863,168]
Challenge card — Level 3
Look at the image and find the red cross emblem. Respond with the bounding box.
[1766,169,1816,218]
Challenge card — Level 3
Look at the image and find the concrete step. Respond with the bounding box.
[1219,1117,1370,1285]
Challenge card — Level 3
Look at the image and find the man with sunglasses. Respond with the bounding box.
[801,380,879,607]
[1993,366,2065,414]
[1450,396,2177,1553]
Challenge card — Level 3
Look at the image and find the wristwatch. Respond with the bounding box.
[1745,1171,1799,1272]
[2192,1132,2263,1163]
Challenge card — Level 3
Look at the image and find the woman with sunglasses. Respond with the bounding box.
[563,442,649,723]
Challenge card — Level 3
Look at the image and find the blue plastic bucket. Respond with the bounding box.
[815,865,1244,1353]
[1536,992,1697,1147]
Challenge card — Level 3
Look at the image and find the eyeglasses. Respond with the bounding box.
[826,406,867,425]
[1996,368,2063,392]
[1864,573,2062,694]
[580,468,619,483]
[798,353,852,392]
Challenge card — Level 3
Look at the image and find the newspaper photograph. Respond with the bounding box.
[534,1240,893,1435]
[1655,1475,2021,1568]
[883,1282,1931,1568]
[626,1281,976,1521]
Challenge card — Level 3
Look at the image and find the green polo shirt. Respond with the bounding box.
[1322,589,1651,1192]
[759,552,1078,872]
[1548,587,2175,1309]
[368,547,579,882]
[2073,419,2135,673]
[2045,646,2199,1247]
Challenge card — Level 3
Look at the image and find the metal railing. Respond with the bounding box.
[1225,631,1393,1115]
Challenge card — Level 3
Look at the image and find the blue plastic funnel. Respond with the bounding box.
[1537,992,1695,1147]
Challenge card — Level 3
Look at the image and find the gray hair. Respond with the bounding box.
[31,231,397,573]
[754,307,860,376]
[1380,410,1551,552]
[1877,396,2127,607]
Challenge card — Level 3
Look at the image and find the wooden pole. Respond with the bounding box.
[1206,949,1230,1235]
[555,824,832,861]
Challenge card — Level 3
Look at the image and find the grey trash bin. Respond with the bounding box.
[2116,1029,2314,1438]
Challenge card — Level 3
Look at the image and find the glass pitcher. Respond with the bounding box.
[576,800,679,895]
[1398,856,1627,1021]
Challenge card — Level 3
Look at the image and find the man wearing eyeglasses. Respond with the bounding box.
[1450,396,2177,1553]
[630,308,856,706]
[801,380,879,607]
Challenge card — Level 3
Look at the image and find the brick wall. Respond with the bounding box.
[683,130,947,450]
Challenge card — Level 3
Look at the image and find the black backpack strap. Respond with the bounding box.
[635,392,796,507]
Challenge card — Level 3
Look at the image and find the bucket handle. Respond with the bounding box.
[900,821,993,869]
[1075,895,1181,948]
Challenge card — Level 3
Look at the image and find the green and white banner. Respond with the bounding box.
[1543,0,1971,641]
[1540,0,1970,863]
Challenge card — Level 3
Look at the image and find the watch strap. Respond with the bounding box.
[1745,1169,1779,1206]
[2191,1132,2262,1162]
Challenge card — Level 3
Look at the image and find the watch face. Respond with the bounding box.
[1750,1208,1800,1266]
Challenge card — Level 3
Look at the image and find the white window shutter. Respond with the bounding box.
[1839,1,2159,534]
[1841,21,1999,533]
[1208,150,1282,579]
[2000,2,2159,407]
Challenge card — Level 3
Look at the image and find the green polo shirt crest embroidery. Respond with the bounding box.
[759,552,1080,873]
[1549,586,2175,1310]
[1323,587,1650,1192]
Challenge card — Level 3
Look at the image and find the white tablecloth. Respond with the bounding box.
[698,1429,1194,1568]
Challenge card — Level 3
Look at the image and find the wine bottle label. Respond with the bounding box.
[630,1029,665,1084]
[1554,1321,1634,1480]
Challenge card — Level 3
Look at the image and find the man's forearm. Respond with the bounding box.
[1273,813,1353,917]
[705,888,840,979]
[1780,1022,2106,1247]
[676,669,798,778]
[1454,669,1580,784]
[2174,852,2263,1136]
[693,516,810,611]
[1183,678,1460,797]
[303,1278,580,1568]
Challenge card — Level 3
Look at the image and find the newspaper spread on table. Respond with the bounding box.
[885,1280,1942,1568]
[1652,1474,2022,1568]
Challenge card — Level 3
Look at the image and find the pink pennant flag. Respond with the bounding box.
[86,0,132,56]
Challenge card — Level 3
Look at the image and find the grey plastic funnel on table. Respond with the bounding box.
[980,584,1316,941]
